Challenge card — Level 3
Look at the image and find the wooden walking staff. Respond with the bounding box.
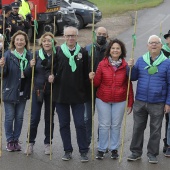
[119,11,138,163]
[26,5,38,156]
[49,15,56,160]
[0,11,6,157]
[91,10,95,161]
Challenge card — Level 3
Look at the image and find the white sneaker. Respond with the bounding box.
[24,143,34,155]
[44,144,52,155]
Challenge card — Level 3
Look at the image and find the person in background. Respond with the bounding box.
[84,27,109,148]
[161,30,170,154]
[0,30,34,152]
[0,5,12,51]
[9,2,31,36]
[25,32,57,155]
[89,39,134,160]
[127,35,170,164]
[53,26,89,162]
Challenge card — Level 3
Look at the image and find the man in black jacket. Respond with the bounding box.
[9,2,31,36]
[54,26,89,162]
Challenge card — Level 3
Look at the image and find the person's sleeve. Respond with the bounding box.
[93,62,102,87]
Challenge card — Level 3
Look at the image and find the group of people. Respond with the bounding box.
[0,19,170,164]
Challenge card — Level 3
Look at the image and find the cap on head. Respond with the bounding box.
[11,2,20,9]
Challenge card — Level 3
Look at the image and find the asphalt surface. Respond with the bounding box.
[1,0,170,169]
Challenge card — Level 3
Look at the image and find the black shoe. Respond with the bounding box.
[111,150,119,159]
[80,152,89,162]
[127,154,141,161]
[96,151,104,160]
[164,147,170,157]
[62,152,72,161]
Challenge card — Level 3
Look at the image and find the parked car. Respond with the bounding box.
[64,0,102,29]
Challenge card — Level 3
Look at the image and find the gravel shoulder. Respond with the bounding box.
[55,12,133,47]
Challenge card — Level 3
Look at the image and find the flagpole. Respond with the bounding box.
[26,5,37,156]
[0,10,6,158]
[91,10,95,161]
[49,15,56,161]
[119,10,138,163]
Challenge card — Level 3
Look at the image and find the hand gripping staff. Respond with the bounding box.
[0,11,6,157]
[119,11,138,163]
[26,5,38,156]
[49,16,56,160]
[91,10,95,161]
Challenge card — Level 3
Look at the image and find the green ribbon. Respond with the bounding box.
[132,34,136,47]
[51,39,56,54]
[34,20,38,34]
[13,48,28,71]
[61,42,81,72]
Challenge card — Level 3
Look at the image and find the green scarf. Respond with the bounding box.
[13,48,28,71]
[38,48,46,60]
[143,51,167,74]
[61,42,81,72]
[162,43,170,53]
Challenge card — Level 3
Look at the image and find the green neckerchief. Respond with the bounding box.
[143,51,167,75]
[13,48,28,71]
[61,42,81,72]
[38,48,46,60]
[162,43,170,53]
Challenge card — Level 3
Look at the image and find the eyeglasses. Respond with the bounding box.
[65,35,77,39]
[148,42,161,45]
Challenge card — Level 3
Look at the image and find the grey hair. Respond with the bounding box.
[148,35,162,44]
[63,26,79,35]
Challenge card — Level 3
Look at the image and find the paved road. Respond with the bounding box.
[1,0,170,169]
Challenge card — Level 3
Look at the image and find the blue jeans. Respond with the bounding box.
[4,99,26,142]
[56,103,88,153]
[84,100,92,146]
[167,113,170,146]
[96,98,125,152]
[29,92,55,144]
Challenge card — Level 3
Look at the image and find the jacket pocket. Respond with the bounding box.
[2,88,13,101]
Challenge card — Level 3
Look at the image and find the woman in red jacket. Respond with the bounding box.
[89,39,134,160]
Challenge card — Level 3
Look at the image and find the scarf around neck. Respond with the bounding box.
[38,48,46,60]
[108,56,122,67]
[143,51,167,74]
[162,43,170,53]
[13,48,28,71]
[61,42,81,72]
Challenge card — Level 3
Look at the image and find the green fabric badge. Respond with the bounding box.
[148,66,158,75]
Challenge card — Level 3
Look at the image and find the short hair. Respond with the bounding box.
[9,30,30,50]
[105,39,127,59]
[63,26,78,35]
[148,35,162,44]
[39,32,57,47]
[95,27,108,36]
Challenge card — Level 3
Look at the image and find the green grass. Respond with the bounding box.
[89,0,164,16]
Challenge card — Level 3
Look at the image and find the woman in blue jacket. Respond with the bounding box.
[0,30,34,152]
[25,32,57,155]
